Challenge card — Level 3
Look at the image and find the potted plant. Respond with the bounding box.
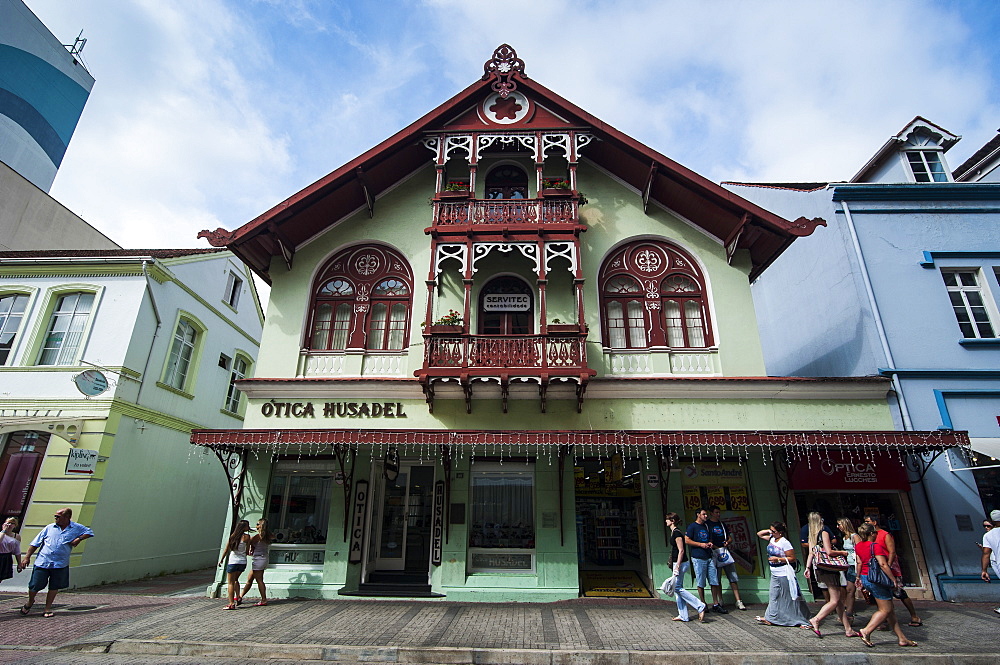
[540,178,574,197]
[428,309,464,334]
[438,180,470,199]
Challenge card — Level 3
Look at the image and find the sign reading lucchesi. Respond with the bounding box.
[483,294,530,311]
[65,449,99,475]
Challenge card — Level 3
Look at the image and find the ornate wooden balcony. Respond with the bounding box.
[431,198,580,230]
[416,332,595,413]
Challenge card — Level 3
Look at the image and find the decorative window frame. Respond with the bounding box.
[0,286,39,366]
[21,284,104,368]
[922,253,1000,344]
[597,239,715,351]
[157,309,208,398]
[305,244,414,353]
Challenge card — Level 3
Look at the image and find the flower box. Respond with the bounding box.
[438,189,470,199]
[547,323,581,335]
[539,188,574,198]
[429,324,464,334]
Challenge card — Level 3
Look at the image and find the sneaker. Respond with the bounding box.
[993,607,1000,615]
[736,600,746,610]
[712,604,729,614]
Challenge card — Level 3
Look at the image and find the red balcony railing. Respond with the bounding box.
[433,198,578,227]
[424,333,587,371]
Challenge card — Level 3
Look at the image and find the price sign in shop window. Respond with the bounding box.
[680,461,760,578]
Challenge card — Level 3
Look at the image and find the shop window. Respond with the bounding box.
[599,240,712,349]
[0,293,28,365]
[468,462,535,572]
[308,246,413,352]
[37,292,95,366]
[266,464,332,546]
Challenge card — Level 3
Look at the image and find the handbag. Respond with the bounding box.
[714,547,735,568]
[866,548,893,588]
[659,574,676,597]
[813,545,849,572]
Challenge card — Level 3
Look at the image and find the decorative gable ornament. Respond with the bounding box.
[482,43,525,98]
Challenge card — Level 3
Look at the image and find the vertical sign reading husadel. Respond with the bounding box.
[432,480,444,566]
[349,480,369,564]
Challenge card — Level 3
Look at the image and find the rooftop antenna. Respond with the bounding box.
[65,30,87,56]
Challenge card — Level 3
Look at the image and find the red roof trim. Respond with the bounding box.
[191,428,967,450]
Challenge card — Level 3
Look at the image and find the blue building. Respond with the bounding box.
[724,117,1000,601]
[0,0,94,192]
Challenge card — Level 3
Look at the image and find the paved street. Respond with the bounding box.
[1,569,999,664]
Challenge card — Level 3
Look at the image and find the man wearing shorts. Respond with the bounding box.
[686,508,727,614]
[980,509,1000,615]
[707,505,746,610]
[19,508,94,618]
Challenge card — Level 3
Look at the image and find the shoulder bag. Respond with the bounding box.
[713,523,735,568]
[865,545,893,588]
[813,544,849,572]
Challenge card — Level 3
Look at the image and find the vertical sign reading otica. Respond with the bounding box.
[349,480,369,564]
[431,480,444,566]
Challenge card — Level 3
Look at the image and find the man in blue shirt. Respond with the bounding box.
[19,507,94,617]
[685,508,726,614]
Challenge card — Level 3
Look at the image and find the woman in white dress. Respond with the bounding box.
[240,518,273,606]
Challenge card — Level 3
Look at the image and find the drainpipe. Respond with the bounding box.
[136,261,162,406]
[840,199,954,590]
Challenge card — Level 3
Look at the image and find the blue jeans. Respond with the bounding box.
[674,562,707,621]
[692,556,719,588]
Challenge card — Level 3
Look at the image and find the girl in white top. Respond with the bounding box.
[239,518,274,606]
[219,520,251,610]
[1,517,22,583]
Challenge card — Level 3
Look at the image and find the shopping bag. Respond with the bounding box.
[659,575,676,597]
[813,545,849,572]
[714,547,735,568]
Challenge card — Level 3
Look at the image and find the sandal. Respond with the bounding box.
[19,604,31,616]
[235,596,243,606]
[223,603,237,610]
[859,631,874,648]
[899,640,918,647]
[254,600,268,606]
[845,631,861,638]
[754,616,774,626]
[907,620,922,627]
[671,616,686,622]
[808,620,823,638]
[43,612,55,618]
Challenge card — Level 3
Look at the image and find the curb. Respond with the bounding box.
[55,640,1000,664]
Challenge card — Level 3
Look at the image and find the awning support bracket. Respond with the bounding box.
[212,446,248,528]
[905,449,945,484]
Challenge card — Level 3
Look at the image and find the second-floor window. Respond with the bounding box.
[599,240,713,350]
[943,269,996,339]
[224,271,243,309]
[308,245,413,352]
[164,319,198,389]
[0,294,28,365]
[38,292,94,366]
[225,355,249,413]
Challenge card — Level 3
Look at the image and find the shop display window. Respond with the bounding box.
[468,462,534,572]
[266,462,332,551]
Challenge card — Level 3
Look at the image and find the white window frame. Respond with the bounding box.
[37,291,96,366]
[0,292,31,366]
[942,268,997,339]
[224,270,243,310]
[905,149,950,183]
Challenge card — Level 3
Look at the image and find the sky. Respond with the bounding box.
[25,0,1000,251]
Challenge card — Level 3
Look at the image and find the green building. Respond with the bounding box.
[193,46,965,602]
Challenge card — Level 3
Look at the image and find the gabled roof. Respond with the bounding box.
[199,45,823,284]
[954,128,1000,181]
[851,116,960,183]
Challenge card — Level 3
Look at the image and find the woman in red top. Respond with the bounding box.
[855,524,916,648]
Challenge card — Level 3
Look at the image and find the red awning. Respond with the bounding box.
[190,428,968,452]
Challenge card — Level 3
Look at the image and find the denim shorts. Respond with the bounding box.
[225,563,246,574]
[844,567,857,584]
[692,556,719,587]
[28,566,69,591]
[719,562,739,583]
[861,574,893,601]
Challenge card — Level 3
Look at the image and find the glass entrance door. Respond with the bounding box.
[373,464,435,572]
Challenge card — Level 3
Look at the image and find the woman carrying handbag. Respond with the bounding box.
[855,524,917,648]
[664,512,707,623]
[803,512,857,638]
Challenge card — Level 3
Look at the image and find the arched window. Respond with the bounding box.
[485,164,528,200]
[599,241,712,349]
[309,246,413,351]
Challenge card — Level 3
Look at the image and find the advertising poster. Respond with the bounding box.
[679,462,760,577]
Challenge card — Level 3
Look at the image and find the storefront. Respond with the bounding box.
[192,427,966,602]
[789,449,930,597]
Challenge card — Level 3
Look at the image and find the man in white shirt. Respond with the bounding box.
[981,509,1000,615]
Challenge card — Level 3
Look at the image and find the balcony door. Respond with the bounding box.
[479,277,533,335]
[485,164,528,199]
